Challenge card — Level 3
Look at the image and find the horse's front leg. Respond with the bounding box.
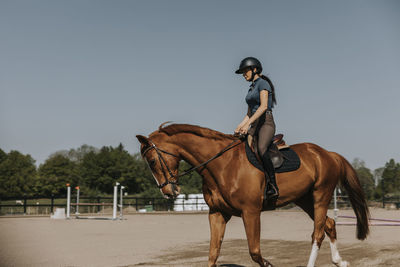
[242,210,273,267]
[208,211,231,267]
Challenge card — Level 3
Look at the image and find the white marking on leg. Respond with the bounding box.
[330,240,342,264]
[330,240,349,267]
[307,240,319,267]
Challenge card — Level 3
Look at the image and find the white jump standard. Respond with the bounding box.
[65,183,124,220]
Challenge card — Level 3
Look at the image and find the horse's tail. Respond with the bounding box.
[331,152,370,240]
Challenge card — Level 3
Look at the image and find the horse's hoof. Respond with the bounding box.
[263,259,274,267]
[332,260,350,267]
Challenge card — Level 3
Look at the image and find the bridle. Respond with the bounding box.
[141,138,243,191]
[142,142,180,190]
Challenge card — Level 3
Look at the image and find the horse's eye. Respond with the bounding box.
[149,159,156,168]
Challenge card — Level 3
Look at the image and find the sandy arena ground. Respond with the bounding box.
[1,208,399,267]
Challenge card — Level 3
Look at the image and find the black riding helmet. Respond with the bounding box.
[235,57,263,74]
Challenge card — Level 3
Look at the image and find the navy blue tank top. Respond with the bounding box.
[245,78,273,116]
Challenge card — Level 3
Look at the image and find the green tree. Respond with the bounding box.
[373,167,384,187]
[352,158,375,200]
[0,150,37,198]
[50,144,99,163]
[79,144,141,195]
[380,159,400,196]
[36,154,80,196]
[129,153,155,194]
[0,149,7,164]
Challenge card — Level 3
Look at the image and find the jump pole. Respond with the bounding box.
[333,187,338,222]
[338,215,400,226]
[119,186,125,219]
[112,183,119,220]
[333,187,400,226]
[75,186,80,215]
[66,183,71,219]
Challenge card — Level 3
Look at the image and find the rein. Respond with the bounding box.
[142,138,243,189]
[177,139,242,178]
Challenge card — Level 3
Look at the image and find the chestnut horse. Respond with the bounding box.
[136,123,369,267]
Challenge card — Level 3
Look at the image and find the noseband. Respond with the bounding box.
[141,139,243,190]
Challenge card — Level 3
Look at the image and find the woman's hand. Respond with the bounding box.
[234,125,242,135]
[235,111,250,135]
[239,122,251,135]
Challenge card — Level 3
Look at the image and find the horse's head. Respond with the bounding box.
[136,134,181,199]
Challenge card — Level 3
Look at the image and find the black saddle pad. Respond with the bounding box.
[245,141,301,173]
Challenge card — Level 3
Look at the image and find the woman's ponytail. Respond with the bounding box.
[260,75,277,107]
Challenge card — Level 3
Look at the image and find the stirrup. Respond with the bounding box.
[266,183,279,199]
[263,187,278,211]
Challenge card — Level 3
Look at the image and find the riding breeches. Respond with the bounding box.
[248,111,276,156]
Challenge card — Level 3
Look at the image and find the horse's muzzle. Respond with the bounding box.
[164,192,179,200]
[163,186,180,200]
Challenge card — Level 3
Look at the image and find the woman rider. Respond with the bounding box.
[234,57,279,200]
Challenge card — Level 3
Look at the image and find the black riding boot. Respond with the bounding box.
[260,152,279,200]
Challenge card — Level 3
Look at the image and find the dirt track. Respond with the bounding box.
[0,208,399,267]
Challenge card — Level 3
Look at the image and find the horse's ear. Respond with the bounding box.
[136,135,150,147]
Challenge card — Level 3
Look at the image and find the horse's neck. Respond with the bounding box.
[174,135,227,167]
[173,134,239,209]
[176,136,230,197]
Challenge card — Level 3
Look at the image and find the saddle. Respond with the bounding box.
[245,134,301,173]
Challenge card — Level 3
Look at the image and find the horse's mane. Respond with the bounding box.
[152,123,236,141]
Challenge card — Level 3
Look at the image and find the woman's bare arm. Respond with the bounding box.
[247,90,269,125]
[238,90,269,135]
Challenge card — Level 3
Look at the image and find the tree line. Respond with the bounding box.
[0,144,202,199]
[0,145,399,200]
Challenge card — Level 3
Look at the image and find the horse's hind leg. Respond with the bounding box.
[294,193,323,267]
[325,217,349,267]
[295,192,348,267]
[304,193,328,267]
[208,211,231,267]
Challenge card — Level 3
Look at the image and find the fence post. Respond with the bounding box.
[75,187,80,215]
[23,196,27,215]
[51,195,54,214]
[135,197,138,211]
[97,196,101,213]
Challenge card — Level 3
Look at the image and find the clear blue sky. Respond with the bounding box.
[1,0,399,170]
